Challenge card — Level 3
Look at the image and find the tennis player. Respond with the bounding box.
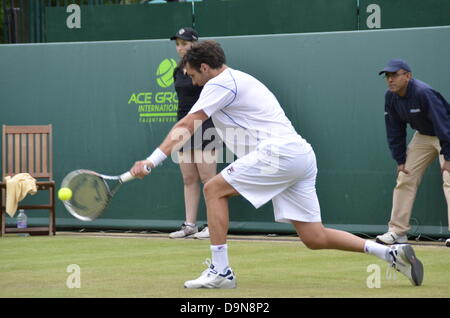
[130,40,424,288]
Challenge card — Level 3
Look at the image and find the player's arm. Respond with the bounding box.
[159,110,208,156]
[384,94,407,165]
[130,110,209,178]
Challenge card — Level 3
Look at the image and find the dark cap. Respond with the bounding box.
[379,59,412,75]
[170,27,199,41]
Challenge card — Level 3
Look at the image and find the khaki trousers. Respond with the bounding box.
[389,132,450,235]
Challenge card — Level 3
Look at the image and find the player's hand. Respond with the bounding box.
[442,160,450,175]
[397,164,410,175]
[130,160,152,179]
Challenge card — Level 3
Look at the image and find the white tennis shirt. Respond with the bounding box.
[189,67,311,157]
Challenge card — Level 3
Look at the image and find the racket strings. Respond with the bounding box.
[65,173,111,221]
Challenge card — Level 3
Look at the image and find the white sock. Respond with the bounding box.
[364,240,393,263]
[210,244,229,273]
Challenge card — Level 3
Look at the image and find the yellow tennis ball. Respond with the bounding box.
[58,188,72,201]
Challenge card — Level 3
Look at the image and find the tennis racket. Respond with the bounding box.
[61,168,148,221]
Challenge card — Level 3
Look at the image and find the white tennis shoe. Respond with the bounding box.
[184,260,236,289]
[169,223,198,239]
[376,231,408,245]
[446,238,450,247]
[193,226,210,239]
[389,244,424,286]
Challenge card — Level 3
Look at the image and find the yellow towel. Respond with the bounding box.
[4,173,37,217]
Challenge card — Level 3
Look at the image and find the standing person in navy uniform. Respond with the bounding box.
[169,27,217,239]
[376,59,450,247]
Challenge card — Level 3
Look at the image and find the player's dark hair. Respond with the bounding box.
[181,40,226,71]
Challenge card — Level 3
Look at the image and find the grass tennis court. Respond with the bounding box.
[0,233,449,298]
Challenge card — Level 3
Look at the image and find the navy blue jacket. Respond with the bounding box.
[384,78,450,164]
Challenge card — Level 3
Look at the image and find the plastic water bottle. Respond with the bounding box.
[17,210,27,229]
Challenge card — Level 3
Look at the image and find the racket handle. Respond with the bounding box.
[120,165,151,183]
[119,171,135,183]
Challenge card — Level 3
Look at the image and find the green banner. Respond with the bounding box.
[359,0,450,30]
[45,3,193,42]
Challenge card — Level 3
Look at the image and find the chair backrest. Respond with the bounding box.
[2,125,53,180]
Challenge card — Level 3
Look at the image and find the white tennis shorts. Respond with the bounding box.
[221,142,321,223]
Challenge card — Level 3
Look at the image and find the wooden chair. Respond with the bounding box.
[0,125,56,236]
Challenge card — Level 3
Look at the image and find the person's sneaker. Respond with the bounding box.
[446,238,450,247]
[169,223,198,239]
[376,231,408,245]
[389,244,424,286]
[184,260,236,289]
[193,226,210,239]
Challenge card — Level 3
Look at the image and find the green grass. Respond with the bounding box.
[0,235,449,298]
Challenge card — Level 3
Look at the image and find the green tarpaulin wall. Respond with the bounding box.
[1,26,449,237]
